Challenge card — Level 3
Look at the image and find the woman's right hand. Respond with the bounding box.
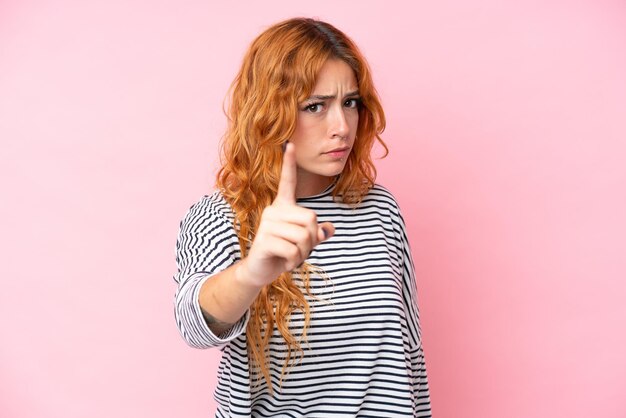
[236,142,335,288]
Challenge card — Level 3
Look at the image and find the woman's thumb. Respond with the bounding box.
[317,222,335,242]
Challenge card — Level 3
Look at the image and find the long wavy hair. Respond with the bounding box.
[216,17,388,392]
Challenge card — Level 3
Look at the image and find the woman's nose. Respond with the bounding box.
[329,105,349,138]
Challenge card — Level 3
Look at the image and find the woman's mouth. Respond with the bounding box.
[324,147,350,158]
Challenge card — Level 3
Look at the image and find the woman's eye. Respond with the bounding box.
[345,98,360,108]
[304,103,323,113]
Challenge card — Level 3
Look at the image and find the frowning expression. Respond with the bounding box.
[289,58,359,196]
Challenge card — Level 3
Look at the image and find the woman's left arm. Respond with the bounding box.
[392,197,433,416]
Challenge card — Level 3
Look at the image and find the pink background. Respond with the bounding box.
[1,1,625,417]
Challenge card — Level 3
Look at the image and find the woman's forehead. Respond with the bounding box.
[309,59,358,96]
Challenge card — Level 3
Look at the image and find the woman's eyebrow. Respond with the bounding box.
[307,90,360,100]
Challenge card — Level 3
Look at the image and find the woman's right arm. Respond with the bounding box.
[175,143,334,346]
[196,261,262,336]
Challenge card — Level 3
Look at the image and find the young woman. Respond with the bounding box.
[174,17,432,417]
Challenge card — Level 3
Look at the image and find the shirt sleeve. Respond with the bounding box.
[392,197,433,416]
[173,195,249,349]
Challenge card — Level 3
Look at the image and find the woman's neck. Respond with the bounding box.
[295,174,335,199]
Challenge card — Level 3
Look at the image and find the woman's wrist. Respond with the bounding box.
[233,260,266,295]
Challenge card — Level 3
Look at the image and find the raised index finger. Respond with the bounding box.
[275,142,297,204]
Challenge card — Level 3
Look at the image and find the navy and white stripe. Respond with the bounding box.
[174,184,432,417]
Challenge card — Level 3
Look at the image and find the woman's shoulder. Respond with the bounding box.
[369,182,394,197]
[365,183,402,210]
[180,189,235,226]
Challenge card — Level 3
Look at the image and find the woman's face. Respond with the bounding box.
[289,58,360,197]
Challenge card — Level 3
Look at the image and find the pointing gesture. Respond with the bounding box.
[237,142,335,288]
[275,142,298,205]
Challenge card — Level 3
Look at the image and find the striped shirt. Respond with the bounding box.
[174,183,432,417]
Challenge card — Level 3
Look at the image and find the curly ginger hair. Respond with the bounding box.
[216,17,388,392]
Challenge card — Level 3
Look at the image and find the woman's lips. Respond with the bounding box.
[324,148,350,158]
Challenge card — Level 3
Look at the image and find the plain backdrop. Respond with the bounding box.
[1,1,625,417]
